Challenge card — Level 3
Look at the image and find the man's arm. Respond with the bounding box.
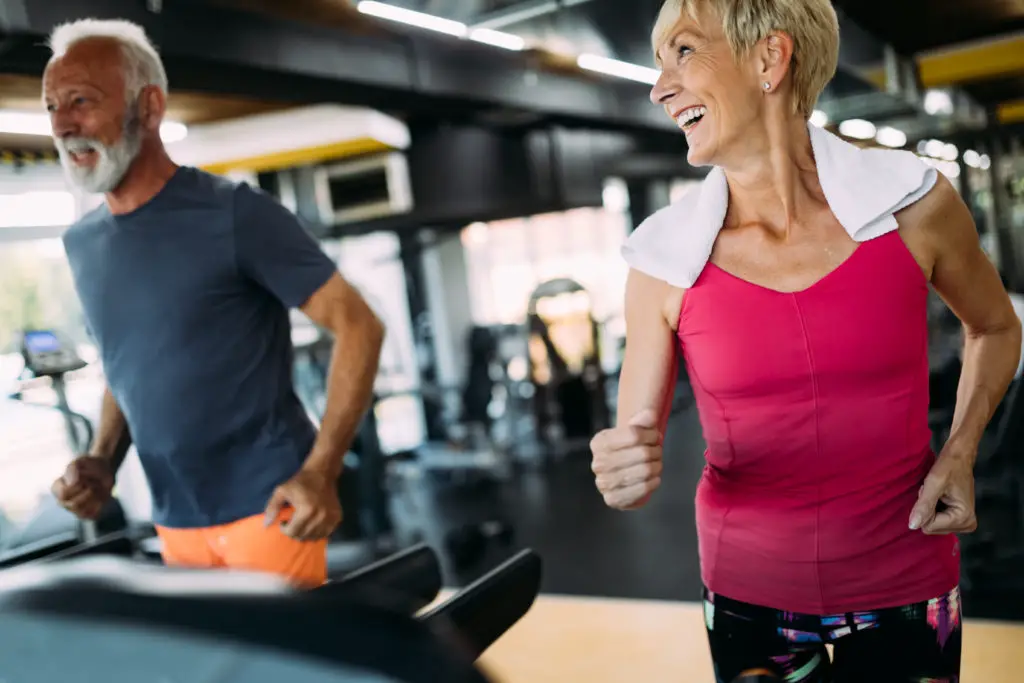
[298,274,386,479]
[89,386,133,473]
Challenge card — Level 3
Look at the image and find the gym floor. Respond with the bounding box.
[398,402,1024,681]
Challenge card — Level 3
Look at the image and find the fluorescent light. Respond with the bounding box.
[0,110,188,144]
[963,150,981,168]
[0,111,51,136]
[160,121,188,143]
[809,110,829,128]
[469,28,525,51]
[875,126,906,148]
[577,54,659,85]
[357,1,467,37]
[0,110,188,143]
[838,119,876,140]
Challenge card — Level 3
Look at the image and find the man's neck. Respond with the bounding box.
[105,147,179,216]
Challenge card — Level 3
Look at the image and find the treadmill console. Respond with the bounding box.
[20,330,87,378]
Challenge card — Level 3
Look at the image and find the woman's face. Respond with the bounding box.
[650,10,766,168]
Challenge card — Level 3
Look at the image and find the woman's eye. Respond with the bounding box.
[677,45,693,58]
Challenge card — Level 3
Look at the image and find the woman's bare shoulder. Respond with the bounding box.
[626,268,687,332]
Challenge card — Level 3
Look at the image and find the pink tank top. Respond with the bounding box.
[679,231,959,615]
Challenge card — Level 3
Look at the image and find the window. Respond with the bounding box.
[0,235,101,553]
[462,206,629,325]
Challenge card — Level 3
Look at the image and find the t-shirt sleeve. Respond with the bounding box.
[232,182,337,309]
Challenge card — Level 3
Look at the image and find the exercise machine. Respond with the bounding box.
[4,330,127,552]
[15,329,92,453]
[525,279,611,458]
[0,544,542,682]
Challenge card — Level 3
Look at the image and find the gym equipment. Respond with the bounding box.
[0,548,542,682]
[14,328,91,453]
[525,279,610,457]
[325,542,443,613]
[443,519,515,573]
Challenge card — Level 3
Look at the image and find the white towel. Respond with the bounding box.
[621,123,938,289]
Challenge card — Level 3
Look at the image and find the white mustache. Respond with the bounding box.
[59,138,103,154]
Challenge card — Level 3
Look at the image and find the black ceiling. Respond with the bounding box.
[832,0,1024,54]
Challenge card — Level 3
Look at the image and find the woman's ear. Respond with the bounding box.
[759,31,795,92]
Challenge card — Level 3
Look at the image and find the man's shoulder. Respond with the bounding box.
[63,203,111,247]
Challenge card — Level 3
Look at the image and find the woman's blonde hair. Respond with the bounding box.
[651,0,839,117]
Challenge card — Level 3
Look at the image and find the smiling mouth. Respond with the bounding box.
[675,106,707,134]
[68,149,98,167]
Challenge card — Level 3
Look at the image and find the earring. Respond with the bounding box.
[763,81,771,91]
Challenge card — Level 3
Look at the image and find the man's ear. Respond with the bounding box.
[137,85,167,134]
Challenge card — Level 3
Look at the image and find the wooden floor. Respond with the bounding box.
[473,594,1024,682]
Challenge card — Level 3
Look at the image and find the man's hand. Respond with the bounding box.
[264,467,343,541]
[909,446,978,535]
[51,456,115,520]
[590,409,664,510]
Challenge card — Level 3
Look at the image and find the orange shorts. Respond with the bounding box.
[155,511,328,588]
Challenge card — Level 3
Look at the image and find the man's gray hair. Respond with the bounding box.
[48,19,168,103]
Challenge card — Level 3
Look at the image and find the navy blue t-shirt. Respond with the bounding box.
[63,167,337,528]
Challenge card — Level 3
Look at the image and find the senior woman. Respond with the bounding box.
[589,0,1022,681]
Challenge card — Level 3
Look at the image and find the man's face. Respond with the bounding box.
[42,39,142,194]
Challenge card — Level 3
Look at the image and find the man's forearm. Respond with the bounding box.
[89,387,132,472]
[946,323,1022,462]
[304,315,385,478]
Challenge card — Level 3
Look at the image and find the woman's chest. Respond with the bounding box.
[678,232,930,399]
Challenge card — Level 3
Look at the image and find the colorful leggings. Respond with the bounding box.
[703,587,962,683]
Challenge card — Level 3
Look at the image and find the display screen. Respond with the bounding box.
[23,330,62,354]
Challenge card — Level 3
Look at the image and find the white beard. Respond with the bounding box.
[56,114,142,194]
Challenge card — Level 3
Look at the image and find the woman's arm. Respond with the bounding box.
[616,268,684,433]
[925,178,1021,457]
[906,176,1021,533]
[590,269,682,510]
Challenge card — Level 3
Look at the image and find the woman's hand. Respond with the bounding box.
[909,446,977,535]
[591,409,664,510]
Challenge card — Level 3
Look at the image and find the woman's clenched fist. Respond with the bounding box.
[590,409,663,510]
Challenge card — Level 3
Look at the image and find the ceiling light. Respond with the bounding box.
[469,28,525,51]
[809,110,828,128]
[577,54,659,85]
[923,90,954,116]
[160,121,189,143]
[963,150,981,168]
[357,1,467,37]
[924,139,946,158]
[838,119,876,140]
[875,126,906,148]
[0,110,188,144]
[940,143,959,161]
[979,154,991,170]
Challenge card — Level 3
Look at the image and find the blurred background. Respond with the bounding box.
[0,0,1023,679]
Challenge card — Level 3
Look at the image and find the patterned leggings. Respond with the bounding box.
[704,587,962,683]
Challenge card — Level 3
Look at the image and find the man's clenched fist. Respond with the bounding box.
[51,456,115,520]
[590,409,663,510]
